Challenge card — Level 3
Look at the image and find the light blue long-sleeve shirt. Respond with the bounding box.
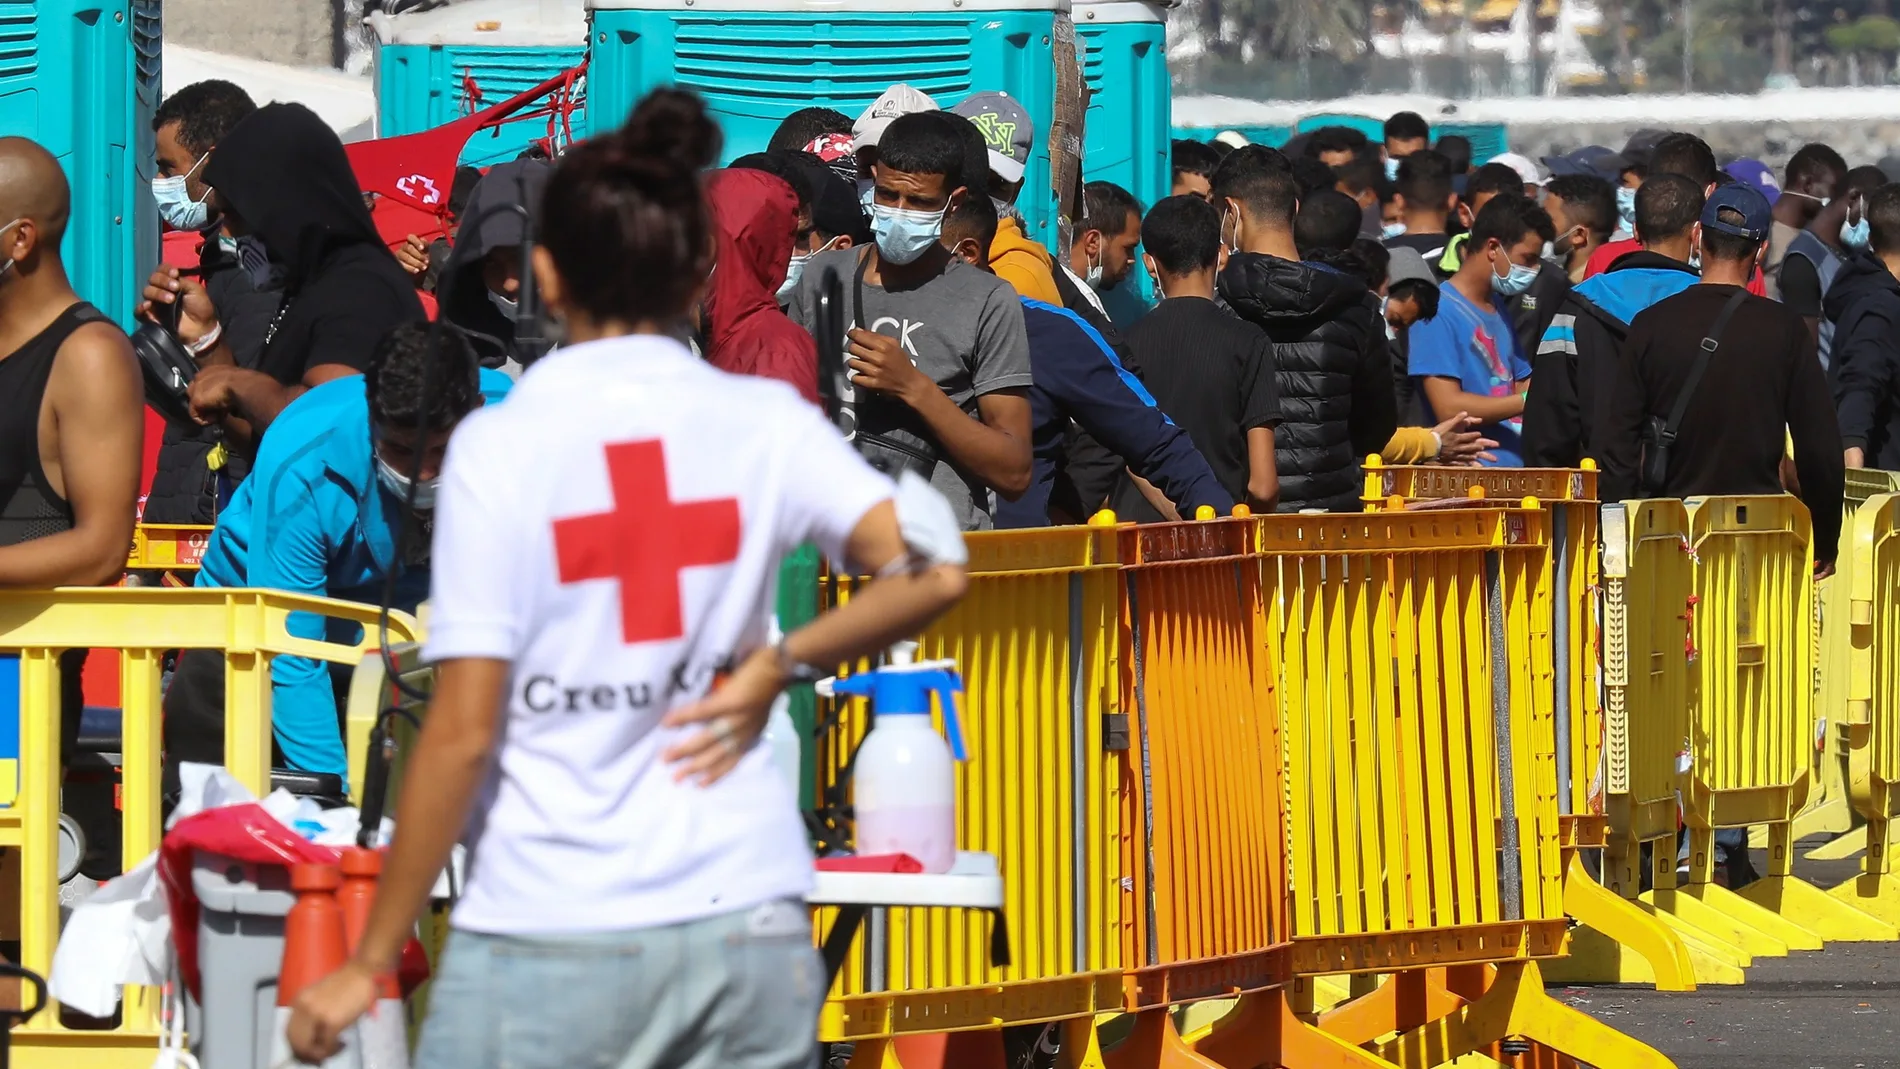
[196,370,512,774]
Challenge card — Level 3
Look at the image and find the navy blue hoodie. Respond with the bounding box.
[995,299,1231,528]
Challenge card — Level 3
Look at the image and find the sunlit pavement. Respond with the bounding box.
[1564,841,1900,1069]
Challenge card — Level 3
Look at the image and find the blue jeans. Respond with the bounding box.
[414,900,823,1069]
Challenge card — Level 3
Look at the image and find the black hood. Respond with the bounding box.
[203,103,382,290]
[1218,252,1371,329]
[453,159,552,266]
[441,160,552,363]
[1824,249,1900,322]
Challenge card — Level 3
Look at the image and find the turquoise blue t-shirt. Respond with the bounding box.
[1407,284,1533,467]
[197,369,513,774]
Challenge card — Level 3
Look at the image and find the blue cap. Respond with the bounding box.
[1723,158,1781,207]
[1541,146,1632,183]
[1701,182,1773,243]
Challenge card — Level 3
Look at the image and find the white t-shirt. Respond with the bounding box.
[425,335,894,934]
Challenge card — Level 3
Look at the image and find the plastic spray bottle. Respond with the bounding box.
[829,642,966,873]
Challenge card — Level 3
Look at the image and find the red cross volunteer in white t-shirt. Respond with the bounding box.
[288,90,969,1069]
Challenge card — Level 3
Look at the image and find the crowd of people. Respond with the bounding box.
[1,67,1898,1065]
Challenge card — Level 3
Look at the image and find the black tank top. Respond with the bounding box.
[0,302,112,547]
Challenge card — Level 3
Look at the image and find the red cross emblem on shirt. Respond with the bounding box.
[553,439,742,644]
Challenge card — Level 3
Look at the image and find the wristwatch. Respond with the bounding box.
[770,634,829,685]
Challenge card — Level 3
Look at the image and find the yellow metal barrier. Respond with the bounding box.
[0,588,419,1069]
[1830,492,1900,923]
[815,527,1126,1057]
[1662,496,1896,950]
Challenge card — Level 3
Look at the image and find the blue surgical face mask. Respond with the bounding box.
[1382,221,1408,241]
[153,154,212,232]
[1384,157,1402,182]
[857,178,875,213]
[1843,214,1872,252]
[375,453,437,511]
[1492,257,1539,298]
[779,237,840,301]
[1616,186,1637,231]
[871,203,945,266]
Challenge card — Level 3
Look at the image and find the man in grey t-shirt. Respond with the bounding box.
[786,111,1033,530]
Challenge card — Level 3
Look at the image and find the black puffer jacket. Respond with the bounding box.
[1219,253,1396,512]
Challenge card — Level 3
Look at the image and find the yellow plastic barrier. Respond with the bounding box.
[1548,500,1712,987]
[815,526,1126,1059]
[1830,491,1900,923]
[1245,504,1666,1069]
[1361,461,1603,843]
[1795,467,1900,859]
[0,588,419,1069]
[1094,516,1370,1068]
[1660,496,1896,950]
[1361,465,1698,993]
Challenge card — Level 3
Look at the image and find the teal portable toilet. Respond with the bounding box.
[1074,0,1167,318]
[585,0,1067,243]
[372,0,588,167]
[1073,0,1167,214]
[0,0,159,329]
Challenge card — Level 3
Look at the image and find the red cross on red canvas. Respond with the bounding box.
[553,439,742,644]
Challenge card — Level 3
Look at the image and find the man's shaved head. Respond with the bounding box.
[0,137,70,250]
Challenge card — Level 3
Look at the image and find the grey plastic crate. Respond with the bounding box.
[188,852,296,1069]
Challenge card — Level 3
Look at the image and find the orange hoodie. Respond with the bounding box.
[988,215,1063,305]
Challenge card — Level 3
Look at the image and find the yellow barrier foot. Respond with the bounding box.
[1827,870,1900,928]
[1542,923,1749,988]
[1737,874,1900,942]
[1558,857,1696,991]
[1665,883,1822,953]
[1374,962,1673,1069]
[1804,829,1869,862]
[1640,886,1788,958]
[1063,1017,1111,1069]
[1188,989,1404,1069]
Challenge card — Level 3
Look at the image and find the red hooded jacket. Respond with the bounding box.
[704,169,820,404]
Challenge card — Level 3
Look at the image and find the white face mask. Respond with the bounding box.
[488,289,519,321]
[375,452,437,511]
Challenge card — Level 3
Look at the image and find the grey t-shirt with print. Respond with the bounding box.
[787,248,1033,530]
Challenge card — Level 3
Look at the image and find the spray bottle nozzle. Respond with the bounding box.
[826,656,966,761]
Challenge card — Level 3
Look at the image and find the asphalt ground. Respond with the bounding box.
[1561,838,1900,1069]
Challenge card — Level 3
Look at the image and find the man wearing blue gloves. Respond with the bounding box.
[163,323,510,793]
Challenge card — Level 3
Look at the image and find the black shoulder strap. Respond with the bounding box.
[1663,287,1750,441]
[1567,291,1630,340]
[851,246,873,331]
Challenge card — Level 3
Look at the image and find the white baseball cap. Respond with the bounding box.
[1214,130,1251,149]
[853,84,941,151]
[1487,152,1543,188]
